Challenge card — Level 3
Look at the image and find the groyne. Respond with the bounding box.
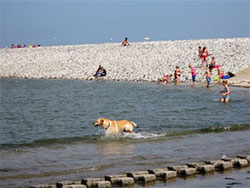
[27,154,250,188]
[1,38,250,84]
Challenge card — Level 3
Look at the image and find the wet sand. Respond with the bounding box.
[229,67,250,88]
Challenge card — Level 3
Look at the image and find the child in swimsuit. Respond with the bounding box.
[174,66,181,83]
[209,57,215,69]
[163,74,172,85]
[202,67,212,88]
[157,74,172,85]
[214,67,222,82]
[188,64,196,85]
[220,80,230,102]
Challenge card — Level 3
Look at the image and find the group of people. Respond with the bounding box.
[200,48,235,89]
[94,39,232,102]
[157,66,186,85]
[158,65,192,85]
[157,46,234,102]
[9,44,41,49]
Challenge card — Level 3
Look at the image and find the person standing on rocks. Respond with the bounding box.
[198,46,202,59]
[201,47,212,67]
[209,57,216,69]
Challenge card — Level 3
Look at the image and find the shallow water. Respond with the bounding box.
[0,79,249,187]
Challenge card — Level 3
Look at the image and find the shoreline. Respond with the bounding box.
[1,38,249,86]
[1,73,249,88]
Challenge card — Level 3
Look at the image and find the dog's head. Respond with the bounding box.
[93,118,110,129]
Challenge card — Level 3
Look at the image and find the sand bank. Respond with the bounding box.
[0,38,249,84]
[228,67,250,88]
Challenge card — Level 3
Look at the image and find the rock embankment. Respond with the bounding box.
[1,38,249,83]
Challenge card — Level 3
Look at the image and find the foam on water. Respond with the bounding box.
[121,132,165,139]
[1,124,249,149]
[96,131,165,142]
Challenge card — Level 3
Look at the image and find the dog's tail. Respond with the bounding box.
[131,121,138,128]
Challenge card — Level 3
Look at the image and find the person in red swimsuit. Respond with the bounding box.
[201,47,212,66]
[157,74,173,85]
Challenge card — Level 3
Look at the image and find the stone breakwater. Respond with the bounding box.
[27,154,250,188]
[0,38,250,82]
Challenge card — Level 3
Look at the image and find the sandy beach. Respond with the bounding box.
[228,67,250,87]
[1,38,250,85]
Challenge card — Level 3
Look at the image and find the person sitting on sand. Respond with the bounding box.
[157,74,173,85]
[214,69,235,81]
[220,80,230,103]
[94,65,107,78]
[174,66,181,83]
[202,67,212,88]
[121,37,130,46]
[220,71,235,79]
[188,64,196,85]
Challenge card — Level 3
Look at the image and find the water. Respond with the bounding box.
[0,79,249,187]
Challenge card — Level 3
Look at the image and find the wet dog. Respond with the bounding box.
[93,118,137,135]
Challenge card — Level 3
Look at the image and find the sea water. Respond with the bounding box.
[0,79,249,187]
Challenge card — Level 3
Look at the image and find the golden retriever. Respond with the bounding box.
[93,118,137,135]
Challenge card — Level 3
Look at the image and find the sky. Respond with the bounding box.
[0,0,249,48]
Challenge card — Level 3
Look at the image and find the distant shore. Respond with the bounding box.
[1,38,250,86]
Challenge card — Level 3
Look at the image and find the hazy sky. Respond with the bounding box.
[1,0,249,48]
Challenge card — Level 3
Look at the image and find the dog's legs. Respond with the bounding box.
[115,121,119,134]
[124,127,133,133]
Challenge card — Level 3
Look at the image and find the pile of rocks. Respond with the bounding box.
[1,38,249,83]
